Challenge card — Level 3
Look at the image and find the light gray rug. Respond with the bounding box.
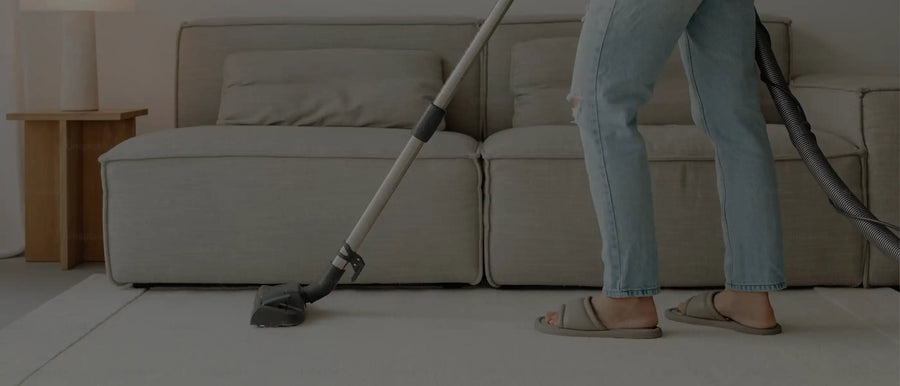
[0,259,106,329]
[2,274,898,386]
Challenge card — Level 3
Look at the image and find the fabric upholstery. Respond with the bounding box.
[480,125,860,161]
[101,15,887,288]
[101,126,482,285]
[486,16,791,136]
[101,126,477,161]
[481,125,865,287]
[176,17,481,138]
[509,38,578,128]
[792,74,899,286]
[217,49,443,129]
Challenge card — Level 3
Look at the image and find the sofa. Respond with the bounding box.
[99,16,899,288]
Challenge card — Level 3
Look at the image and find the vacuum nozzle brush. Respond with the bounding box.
[250,282,307,327]
[249,265,346,327]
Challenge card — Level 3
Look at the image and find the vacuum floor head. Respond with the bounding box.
[249,265,347,328]
[250,283,307,327]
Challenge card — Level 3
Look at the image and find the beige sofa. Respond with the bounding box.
[99,16,898,287]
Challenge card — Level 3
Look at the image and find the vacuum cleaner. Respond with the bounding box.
[250,0,900,328]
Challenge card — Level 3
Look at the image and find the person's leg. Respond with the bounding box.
[675,0,785,328]
[546,0,701,329]
[571,0,702,299]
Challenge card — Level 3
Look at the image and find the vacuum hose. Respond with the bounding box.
[754,14,899,261]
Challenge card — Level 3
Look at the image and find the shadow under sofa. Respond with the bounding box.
[99,16,898,288]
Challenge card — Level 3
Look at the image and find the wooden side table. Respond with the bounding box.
[6,109,147,269]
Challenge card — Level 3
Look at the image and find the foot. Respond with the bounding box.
[545,294,659,330]
[676,290,777,329]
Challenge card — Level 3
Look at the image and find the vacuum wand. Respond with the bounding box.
[250,0,515,327]
[344,0,514,252]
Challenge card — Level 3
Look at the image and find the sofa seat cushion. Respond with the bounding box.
[100,125,476,162]
[481,124,862,160]
[100,125,481,285]
[481,125,866,287]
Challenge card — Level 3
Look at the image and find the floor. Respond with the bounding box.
[1,271,898,386]
[0,255,105,329]
[2,257,898,385]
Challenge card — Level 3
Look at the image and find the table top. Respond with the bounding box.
[6,109,148,121]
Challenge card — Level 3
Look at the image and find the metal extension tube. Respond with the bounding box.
[301,0,516,304]
[329,0,516,274]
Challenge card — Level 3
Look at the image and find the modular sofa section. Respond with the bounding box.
[482,125,866,288]
[100,126,482,285]
[792,74,899,286]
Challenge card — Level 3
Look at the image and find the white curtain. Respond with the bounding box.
[0,0,25,258]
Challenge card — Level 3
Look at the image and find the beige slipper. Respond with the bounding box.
[534,296,663,339]
[665,290,782,335]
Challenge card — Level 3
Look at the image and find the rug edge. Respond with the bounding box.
[0,274,144,385]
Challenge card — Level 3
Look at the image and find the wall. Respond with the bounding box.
[18,0,900,135]
[0,0,24,258]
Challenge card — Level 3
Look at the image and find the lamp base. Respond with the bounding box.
[61,11,98,111]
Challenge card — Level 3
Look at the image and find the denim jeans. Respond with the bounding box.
[569,0,786,298]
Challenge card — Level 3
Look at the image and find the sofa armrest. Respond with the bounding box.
[791,74,898,148]
[791,73,899,285]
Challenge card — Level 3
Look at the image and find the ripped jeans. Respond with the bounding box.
[570,0,786,298]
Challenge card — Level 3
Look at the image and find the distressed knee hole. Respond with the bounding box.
[569,97,581,123]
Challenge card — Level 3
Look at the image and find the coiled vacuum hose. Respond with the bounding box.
[754,14,899,261]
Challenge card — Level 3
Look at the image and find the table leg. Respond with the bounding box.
[60,121,84,269]
[23,120,62,262]
[81,119,136,262]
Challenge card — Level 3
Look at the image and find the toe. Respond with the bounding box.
[677,302,686,313]
[546,311,558,326]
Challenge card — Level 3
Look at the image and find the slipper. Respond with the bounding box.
[534,296,663,339]
[664,290,782,335]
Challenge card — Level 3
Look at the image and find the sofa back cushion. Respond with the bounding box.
[487,15,792,135]
[509,37,579,128]
[217,48,443,129]
[177,17,481,137]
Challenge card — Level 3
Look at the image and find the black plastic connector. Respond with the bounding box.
[412,103,447,143]
[338,242,366,282]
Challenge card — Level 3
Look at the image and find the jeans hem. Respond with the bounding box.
[602,287,661,298]
[725,282,786,292]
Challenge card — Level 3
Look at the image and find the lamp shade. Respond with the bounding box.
[19,0,135,12]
